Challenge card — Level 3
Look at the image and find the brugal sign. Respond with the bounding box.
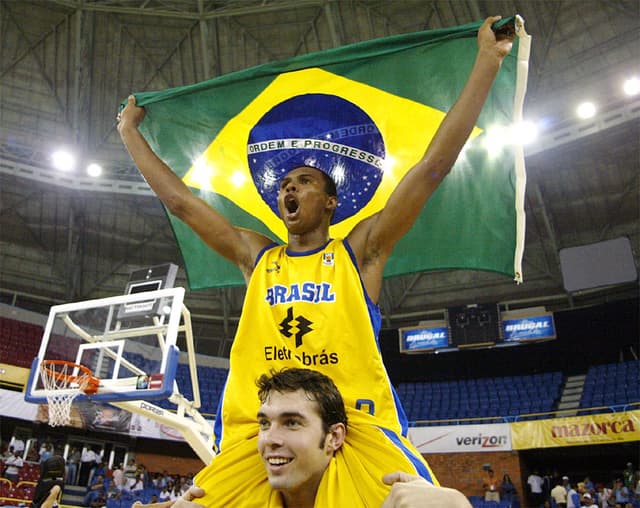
[399,320,449,353]
[501,308,556,342]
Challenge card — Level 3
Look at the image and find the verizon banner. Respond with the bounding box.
[408,423,512,453]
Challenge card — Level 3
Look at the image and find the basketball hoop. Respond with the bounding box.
[39,360,100,427]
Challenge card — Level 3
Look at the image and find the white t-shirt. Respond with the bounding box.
[567,488,579,508]
[5,454,23,475]
[528,474,544,494]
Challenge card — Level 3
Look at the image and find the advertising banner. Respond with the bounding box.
[511,410,640,449]
[408,423,512,453]
[399,321,449,352]
[502,312,556,342]
[0,388,214,444]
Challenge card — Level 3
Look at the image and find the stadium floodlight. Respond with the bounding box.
[51,149,76,172]
[87,163,102,177]
[623,76,640,96]
[513,120,538,145]
[576,101,596,119]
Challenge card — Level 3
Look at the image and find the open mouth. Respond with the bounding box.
[284,196,299,214]
[266,456,293,472]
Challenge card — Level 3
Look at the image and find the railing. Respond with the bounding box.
[409,401,640,427]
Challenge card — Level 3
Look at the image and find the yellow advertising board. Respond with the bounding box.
[511,410,640,449]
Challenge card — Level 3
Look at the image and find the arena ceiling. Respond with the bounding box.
[0,0,638,357]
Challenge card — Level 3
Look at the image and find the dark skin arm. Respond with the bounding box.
[117,101,273,284]
[347,16,515,304]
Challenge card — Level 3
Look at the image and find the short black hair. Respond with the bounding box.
[256,367,347,434]
[40,455,65,481]
[318,170,337,198]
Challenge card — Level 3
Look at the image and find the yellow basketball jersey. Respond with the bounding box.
[214,239,407,449]
[193,239,435,507]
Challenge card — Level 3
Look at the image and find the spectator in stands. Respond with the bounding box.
[136,463,150,487]
[551,479,568,508]
[501,473,517,504]
[10,437,25,455]
[158,485,171,502]
[623,463,634,493]
[170,483,182,501]
[123,458,138,489]
[596,482,613,508]
[583,476,595,497]
[158,470,172,489]
[3,446,23,483]
[78,446,99,486]
[131,474,145,495]
[614,478,631,505]
[39,442,53,463]
[563,475,572,491]
[482,468,500,502]
[581,492,597,508]
[106,483,120,500]
[66,446,80,485]
[178,477,190,496]
[93,461,107,485]
[83,474,106,506]
[111,463,126,491]
[567,483,581,508]
[90,489,107,508]
[26,445,40,463]
[528,469,545,507]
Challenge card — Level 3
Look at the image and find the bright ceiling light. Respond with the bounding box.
[623,76,640,96]
[483,126,507,156]
[86,163,102,177]
[513,121,539,145]
[576,101,596,119]
[191,156,213,191]
[51,150,76,171]
[230,170,246,187]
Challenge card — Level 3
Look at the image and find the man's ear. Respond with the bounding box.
[326,195,338,213]
[326,423,346,453]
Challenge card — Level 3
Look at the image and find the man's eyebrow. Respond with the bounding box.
[256,410,307,419]
[278,411,306,419]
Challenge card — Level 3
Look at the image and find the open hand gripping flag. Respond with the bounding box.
[126,16,531,289]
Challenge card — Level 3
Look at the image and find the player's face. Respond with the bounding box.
[257,389,336,504]
[277,167,336,233]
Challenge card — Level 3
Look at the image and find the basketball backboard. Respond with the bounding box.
[25,287,186,404]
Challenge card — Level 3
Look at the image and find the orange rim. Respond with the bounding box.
[40,360,100,394]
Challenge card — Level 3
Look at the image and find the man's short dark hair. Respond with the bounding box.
[256,368,347,434]
[40,455,65,481]
[318,170,337,198]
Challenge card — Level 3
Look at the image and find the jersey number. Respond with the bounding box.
[355,399,375,415]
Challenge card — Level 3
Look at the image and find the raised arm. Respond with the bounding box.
[348,16,515,302]
[117,96,273,283]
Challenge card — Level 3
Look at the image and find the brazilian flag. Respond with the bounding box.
[128,16,530,289]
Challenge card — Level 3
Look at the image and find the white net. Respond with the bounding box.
[40,362,91,427]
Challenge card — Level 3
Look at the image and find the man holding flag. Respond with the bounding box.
[119,15,517,507]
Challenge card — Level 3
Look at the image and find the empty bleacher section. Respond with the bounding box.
[0,316,43,368]
[579,360,640,414]
[0,461,40,506]
[398,372,564,425]
[154,363,227,415]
